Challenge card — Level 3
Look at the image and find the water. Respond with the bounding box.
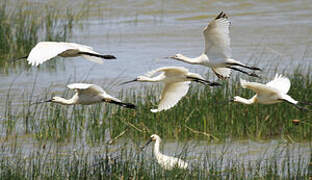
[0,0,312,175]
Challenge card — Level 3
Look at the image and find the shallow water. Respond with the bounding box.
[0,0,312,175]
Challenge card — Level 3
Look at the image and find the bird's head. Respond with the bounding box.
[140,134,161,151]
[150,134,161,142]
[51,96,64,103]
[120,75,151,85]
[169,54,185,61]
[230,96,241,103]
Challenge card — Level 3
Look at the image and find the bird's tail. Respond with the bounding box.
[110,100,136,109]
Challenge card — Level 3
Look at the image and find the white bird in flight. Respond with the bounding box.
[34,83,136,109]
[141,134,188,170]
[169,12,261,80]
[15,41,116,66]
[232,74,312,110]
[120,66,221,112]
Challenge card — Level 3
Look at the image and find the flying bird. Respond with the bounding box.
[15,41,116,66]
[141,134,188,170]
[169,12,261,80]
[34,83,135,109]
[120,66,221,112]
[232,74,312,110]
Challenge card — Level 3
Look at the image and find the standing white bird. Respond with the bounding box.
[34,83,136,109]
[15,41,116,66]
[141,134,188,170]
[169,12,261,80]
[232,74,312,110]
[120,66,221,112]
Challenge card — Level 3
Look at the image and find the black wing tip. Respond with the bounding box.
[215,11,228,20]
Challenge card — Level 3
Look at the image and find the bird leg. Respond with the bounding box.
[104,99,136,109]
[281,99,312,112]
[226,63,262,71]
[78,52,116,59]
[297,101,312,111]
[186,76,222,86]
[227,66,261,78]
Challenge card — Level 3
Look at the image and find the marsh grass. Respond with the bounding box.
[0,143,310,179]
[0,67,312,179]
[1,67,311,144]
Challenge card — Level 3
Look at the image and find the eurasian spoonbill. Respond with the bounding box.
[120,66,221,112]
[16,41,116,66]
[35,83,136,109]
[169,12,261,80]
[233,74,312,110]
[141,134,188,170]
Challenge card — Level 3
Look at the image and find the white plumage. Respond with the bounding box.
[233,74,303,108]
[170,12,261,79]
[120,66,220,112]
[25,41,116,66]
[142,134,188,170]
[34,83,136,109]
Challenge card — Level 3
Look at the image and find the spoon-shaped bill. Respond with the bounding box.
[31,99,52,105]
[140,138,153,151]
[119,78,138,85]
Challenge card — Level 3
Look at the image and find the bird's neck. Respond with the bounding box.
[54,96,77,105]
[176,54,204,64]
[141,74,165,82]
[153,139,161,158]
[235,96,256,105]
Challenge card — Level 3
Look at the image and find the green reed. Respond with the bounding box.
[1,67,311,144]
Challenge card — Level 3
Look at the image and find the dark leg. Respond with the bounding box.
[186,76,221,86]
[106,100,136,109]
[78,52,116,59]
[226,63,262,71]
[280,99,311,111]
[227,66,261,78]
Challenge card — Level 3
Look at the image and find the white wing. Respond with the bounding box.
[266,74,291,94]
[151,81,190,113]
[240,79,280,95]
[27,42,72,66]
[67,83,120,102]
[203,12,231,61]
[27,41,104,66]
[145,66,189,78]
